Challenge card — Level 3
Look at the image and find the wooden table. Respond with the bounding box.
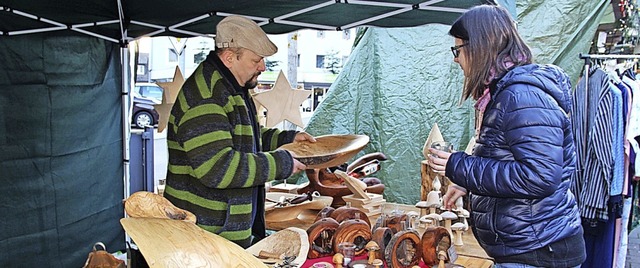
[266,202,493,268]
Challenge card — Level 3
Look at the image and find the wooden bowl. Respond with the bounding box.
[278,134,370,169]
[124,191,197,223]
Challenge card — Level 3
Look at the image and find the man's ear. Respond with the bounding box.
[219,50,235,68]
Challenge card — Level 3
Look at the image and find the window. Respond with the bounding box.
[136,64,146,75]
[169,48,178,62]
[297,54,300,67]
[316,55,325,68]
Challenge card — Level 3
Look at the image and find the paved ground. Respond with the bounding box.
[628,226,640,267]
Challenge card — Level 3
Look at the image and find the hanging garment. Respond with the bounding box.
[571,68,618,222]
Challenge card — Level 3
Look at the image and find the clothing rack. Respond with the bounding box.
[580,53,640,82]
[577,53,640,161]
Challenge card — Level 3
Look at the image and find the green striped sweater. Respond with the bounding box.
[164,52,297,248]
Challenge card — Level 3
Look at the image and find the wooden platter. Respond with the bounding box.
[246,227,309,267]
[120,217,266,268]
[278,134,369,169]
[265,192,333,223]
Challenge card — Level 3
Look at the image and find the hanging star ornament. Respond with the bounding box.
[153,66,185,132]
[253,70,311,128]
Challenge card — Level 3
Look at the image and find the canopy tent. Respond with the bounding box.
[0,1,507,267]
[1,0,501,42]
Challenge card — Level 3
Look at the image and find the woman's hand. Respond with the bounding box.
[442,184,468,210]
[427,147,452,176]
[294,131,316,142]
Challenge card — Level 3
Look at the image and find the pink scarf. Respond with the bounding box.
[473,88,490,137]
[473,60,515,136]
[474,88,491,113]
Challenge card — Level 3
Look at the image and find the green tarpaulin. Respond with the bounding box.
[302,0,609,205]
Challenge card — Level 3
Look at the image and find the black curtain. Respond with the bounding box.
[0,33,125,267]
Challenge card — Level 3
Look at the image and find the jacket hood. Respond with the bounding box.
[495,64,573,113]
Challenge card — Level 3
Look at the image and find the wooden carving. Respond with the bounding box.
[371,227,393,260]
[278,134,369,169]
[313,206,336,222]
[123,191,196,223]
[306,217,340,259]
[120,218,267,268]
[302,169,385,207]
[330,206,371,227]
[384,230,421,268]
[246,227,309,266]
[386,214,408,234]
[332,219,372,256]
[421,226,452,266]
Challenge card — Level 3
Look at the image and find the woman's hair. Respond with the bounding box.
[449,5,532,101]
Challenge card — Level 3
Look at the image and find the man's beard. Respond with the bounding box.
[244,72,260,89]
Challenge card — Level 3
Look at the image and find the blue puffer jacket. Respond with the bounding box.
[445,64,582,258]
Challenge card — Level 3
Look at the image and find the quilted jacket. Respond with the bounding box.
[445,64,583,258]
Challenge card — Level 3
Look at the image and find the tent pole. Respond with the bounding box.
[117,0,132,201]
[122,45,132,200]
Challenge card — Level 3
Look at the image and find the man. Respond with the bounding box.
[163,15,314,248]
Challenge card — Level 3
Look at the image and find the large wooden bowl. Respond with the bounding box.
[278,134,370,169]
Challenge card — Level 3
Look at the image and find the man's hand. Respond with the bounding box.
[442,184,468,210]
[294,132,316,142]
[291,158,307,174]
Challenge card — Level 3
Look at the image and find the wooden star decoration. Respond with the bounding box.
[253,70,311,128]
[153,66,185,132]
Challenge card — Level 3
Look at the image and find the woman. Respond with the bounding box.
[428,5,586,268]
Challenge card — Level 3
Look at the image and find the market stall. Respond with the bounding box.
[1,0,624,267]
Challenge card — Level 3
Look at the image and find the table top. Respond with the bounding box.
[266,202,493,267]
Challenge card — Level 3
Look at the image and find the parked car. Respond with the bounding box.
[135,83,164,102]
[132,95,160,129]
[131,83,164,128]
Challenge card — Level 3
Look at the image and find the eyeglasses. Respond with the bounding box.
[450,43,468,58]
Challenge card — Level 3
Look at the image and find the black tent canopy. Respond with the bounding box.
[1,0,495,43]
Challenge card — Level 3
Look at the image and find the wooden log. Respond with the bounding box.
[384,229,421,268]
[420,160,431,201]
[420,160,451,201]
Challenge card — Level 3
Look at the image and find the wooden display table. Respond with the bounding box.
[267,202,493,268]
